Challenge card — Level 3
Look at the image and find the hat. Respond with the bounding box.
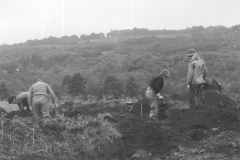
[187,49,196,57]
[160,69,170,77]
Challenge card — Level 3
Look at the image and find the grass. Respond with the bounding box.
[0,114,121,160]
[167,131,240,159]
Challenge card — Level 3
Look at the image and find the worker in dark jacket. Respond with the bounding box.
[8,92,30,111]
[28,79,57,119]
[145,69,170,121]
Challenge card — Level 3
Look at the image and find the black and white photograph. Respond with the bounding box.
[0,0,240,159]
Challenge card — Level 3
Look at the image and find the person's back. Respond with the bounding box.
[28,79,57,119]
[187,49,207,106]
[187,53,207,85]
[149,75,164,94]
[30,82,51,97]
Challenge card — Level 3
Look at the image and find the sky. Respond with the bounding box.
[0,0,239,45]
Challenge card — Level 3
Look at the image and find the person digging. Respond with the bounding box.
[145,69,170,122]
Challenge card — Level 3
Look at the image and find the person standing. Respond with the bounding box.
[145,69,170,122]
[187,49,208,107]
[28,79,57,119]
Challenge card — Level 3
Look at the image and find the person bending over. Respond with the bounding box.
[8,92,30,111]
[145,69,170,122]
[28,79,57,119]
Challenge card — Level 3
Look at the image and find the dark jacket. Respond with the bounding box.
[149,75,164,94]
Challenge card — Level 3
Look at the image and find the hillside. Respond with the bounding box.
[0,25,239,100]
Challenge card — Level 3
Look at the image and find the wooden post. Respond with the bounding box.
[141,98,142,117]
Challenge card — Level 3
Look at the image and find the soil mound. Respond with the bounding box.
[5,110,33,119]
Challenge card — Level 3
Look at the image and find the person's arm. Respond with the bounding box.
[18,100,24,111]
[28,87,32,107]
[47,84,57,106]
[202,60,208,80]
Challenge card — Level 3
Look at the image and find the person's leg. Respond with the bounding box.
[198,84,205,105]
[40,96,51,118]
[32,96,43,118]
[18,101,24,111]
[145,88,158,118]
[190,84,199,106]
[32,102,42,118]
[22,98,30,111]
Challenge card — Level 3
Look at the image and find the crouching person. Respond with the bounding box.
[28,79,57,119]
[8,92,30,111]
[145,69,170,122]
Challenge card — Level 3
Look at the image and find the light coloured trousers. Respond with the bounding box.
[32,95,50,118]
[145,87,158,118]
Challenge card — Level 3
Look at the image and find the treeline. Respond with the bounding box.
[23,32,105,46]
[107,24,240,37]
[2,24,240,47]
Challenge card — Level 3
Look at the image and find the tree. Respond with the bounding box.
[52,82,62,97]
[89,33,100,39]
[124,75,139,97]
[31,54,43,68]
[80,34,89,40]
[62,74,71,87]
[19,56,27,69]
[86,76,101,96]
[43,58,55,71]
[0,80,10,100]
[103,75,123,98]
[68,73,87,97]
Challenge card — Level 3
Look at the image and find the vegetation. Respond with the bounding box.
[0,114,120,160]
[0,24,240,101]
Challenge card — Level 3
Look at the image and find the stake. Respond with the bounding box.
[1,120,3,141]
[32,127,35,150]
[141,98,142,117]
